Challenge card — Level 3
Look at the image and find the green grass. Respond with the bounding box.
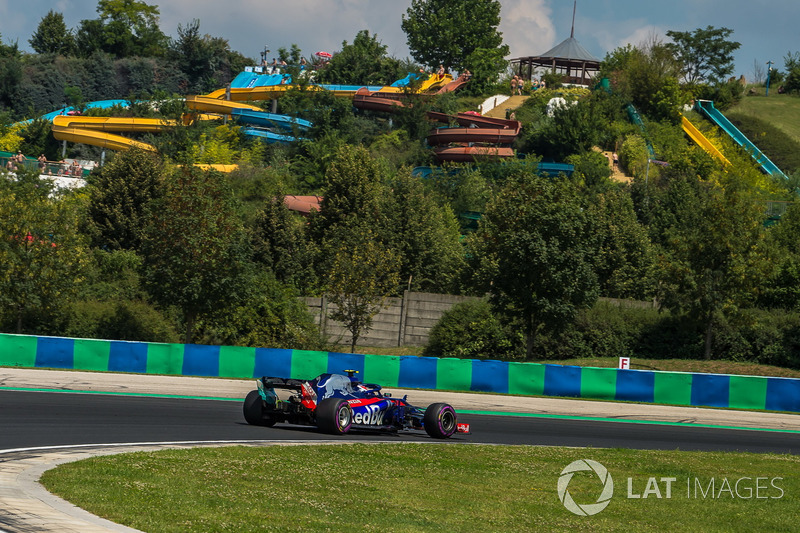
[40,444,798,533]
[729,90,800,144]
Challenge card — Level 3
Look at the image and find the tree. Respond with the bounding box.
[468,170,599,358]
[75,0,167,58]
[323,222,400,351]
[169,19,250,94]
[401,0,509,71]
[84,148,166,251]
[783,51,800,94]
[383,172,466,293]
[29,10,74,55]
[0,170,89,333]
[602,38,686,122]
[251,197,317,290]
[666,26,741,85]
[655,173,770,359]
[310,144,386,240]
[314,30,404,86]
[139,168,250,344]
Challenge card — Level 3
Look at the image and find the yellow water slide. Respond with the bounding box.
[52,115,158,151]
[680,114,731,167]
[185,95,265,113]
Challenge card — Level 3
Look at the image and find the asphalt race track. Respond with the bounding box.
[2,390,797,454]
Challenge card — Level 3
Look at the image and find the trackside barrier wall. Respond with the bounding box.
[1,333,799,413]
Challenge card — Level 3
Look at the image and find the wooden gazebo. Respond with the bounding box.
[510,1,601,86]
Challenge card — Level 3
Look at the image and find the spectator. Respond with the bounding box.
[510,76,517,96]
[38,154,47,171]
[437,64,445,77]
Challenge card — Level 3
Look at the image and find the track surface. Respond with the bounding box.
[2,390,797,454]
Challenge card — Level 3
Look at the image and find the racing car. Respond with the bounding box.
[242,370,469,438]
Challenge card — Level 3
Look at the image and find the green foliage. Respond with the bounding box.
[423,298,522,359]
[565,150,612,193]
[460,47,508,96]
[587,191,657,300]
[618,134,649,179]
[18,118,60,161]
[75,0,168,58]
[314,30,404,86]
[524,96,606,160]
[784,51,800,94]
[665,26,741,84]
[0,169,90,333]
[323,222,400,351]
[382,172,466,294]
[139,167,251,344]
[58,298,179,343]
[401,0,509,71]
[197,272,324,350]
[468,170,599,358]
[29,10,75,55]
[655,173,771,359]
[252,198,317,291]
[726,112,800,175]
[168,19,249,94]
[84,147,166,251]
[603,41,687,121]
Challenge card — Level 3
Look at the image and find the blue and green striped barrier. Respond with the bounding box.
[1,333,798,413]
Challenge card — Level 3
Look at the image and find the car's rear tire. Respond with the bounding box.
[424,403,457,439]
[316,398,352,435]
[243,390,276,427]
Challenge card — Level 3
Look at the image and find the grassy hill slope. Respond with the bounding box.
[728,90,800,144]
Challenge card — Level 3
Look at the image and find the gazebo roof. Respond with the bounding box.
[537,37,599,63]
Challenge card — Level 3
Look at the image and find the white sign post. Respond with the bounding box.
[618,357,631,370]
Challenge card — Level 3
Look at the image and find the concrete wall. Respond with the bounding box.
[301,291,476,347]
[302,292,657,348]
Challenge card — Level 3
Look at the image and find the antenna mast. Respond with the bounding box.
[570,0,577,38]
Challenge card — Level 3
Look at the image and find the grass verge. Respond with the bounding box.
[40,444,797,533]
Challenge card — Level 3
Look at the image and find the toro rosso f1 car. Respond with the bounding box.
[243,371,470,439]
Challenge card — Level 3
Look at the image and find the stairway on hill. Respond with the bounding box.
[484,96,529,118]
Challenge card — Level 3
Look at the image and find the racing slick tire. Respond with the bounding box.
[243,390,276,427]
[316,398,353,435]
[423,403,457,439]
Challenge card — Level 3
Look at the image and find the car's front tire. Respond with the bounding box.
[316,398,353,435]
[423,402,457,438]
[243,390,276,426]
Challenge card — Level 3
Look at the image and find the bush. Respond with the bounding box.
[423,299,522,360]
[57,299,179,343]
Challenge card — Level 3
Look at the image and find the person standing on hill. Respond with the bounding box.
[510,76,517,96]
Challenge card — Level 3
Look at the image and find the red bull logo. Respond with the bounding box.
[352,403,384,425]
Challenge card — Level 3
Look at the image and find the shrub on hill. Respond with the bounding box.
[725,112,800,175]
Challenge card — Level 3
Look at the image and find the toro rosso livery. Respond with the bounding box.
[243,371,469,438]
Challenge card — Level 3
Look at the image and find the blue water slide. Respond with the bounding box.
[40,99,131,122]
[695,99,788,180]
[230,108,311,131]
[241,126,303,144]
[231,72,289,88]
[318,84,384,93]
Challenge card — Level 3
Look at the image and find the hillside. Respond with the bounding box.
[728,90,800,144]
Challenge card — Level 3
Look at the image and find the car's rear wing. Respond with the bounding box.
[259,376,306,390]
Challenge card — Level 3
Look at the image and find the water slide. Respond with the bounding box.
[436,73,470,94]
[230,108,312,131]
[680,114,731,167]
[52,115,158,152]
[624,103,656,159]
[695,99,788,180]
